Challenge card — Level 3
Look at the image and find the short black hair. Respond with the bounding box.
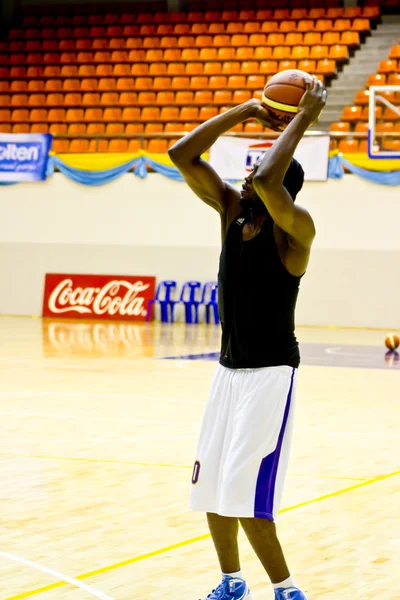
[283,158,304,202]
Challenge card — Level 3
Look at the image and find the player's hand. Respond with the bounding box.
[297,76,327,125]
[247,99,284,132]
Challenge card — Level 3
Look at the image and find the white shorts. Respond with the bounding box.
[189,364,297,521]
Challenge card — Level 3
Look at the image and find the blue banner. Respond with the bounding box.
[0,134,52,182]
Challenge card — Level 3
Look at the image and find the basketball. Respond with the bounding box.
[385,333,400,350]
[261,69,313,128]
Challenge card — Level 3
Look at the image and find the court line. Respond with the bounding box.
[0,453,368,481]
[0,551,115,600]
[4,468,399,600]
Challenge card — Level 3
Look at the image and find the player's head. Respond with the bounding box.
[239,157,305,216]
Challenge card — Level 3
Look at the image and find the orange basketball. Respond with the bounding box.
[261,69,313,128]
[385,334,400,350]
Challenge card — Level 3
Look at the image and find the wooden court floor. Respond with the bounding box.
[0,316,399,599]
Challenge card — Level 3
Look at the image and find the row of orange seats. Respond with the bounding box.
[52,139,145,154]
[0,105,284,124]
[4,18,371,41]
[0,42,348,62]
[341,105,400,121]
[0,34,362,57]
[352,89,400,105]
[378,59,400,74]
[366,73,400,87]
[19,6,379,27]
[0,71,331,94]
[332,139,400,153]
[0,37,359,67]
[0,119,271,135]
[0,88,257,105]
[331,121,400,132]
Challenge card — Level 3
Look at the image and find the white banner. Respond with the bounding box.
[209,135,330,182]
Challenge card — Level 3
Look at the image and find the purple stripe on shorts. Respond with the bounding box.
[254,367,295,520]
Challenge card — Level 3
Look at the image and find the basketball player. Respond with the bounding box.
[169,78,327,600]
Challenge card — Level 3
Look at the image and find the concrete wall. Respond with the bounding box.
[0,173,399,328]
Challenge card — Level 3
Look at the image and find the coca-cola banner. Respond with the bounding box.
[42,274,156,321]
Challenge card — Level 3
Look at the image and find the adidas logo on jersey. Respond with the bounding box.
[236,217,245,225]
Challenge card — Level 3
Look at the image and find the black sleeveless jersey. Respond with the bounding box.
[218,215,301,369]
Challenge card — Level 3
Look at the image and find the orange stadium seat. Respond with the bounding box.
[355,90,370,104]
[256,9,273,20]
[389,46,400,59]
[241,61,259,74]
[322,32,341,45]
[203,62,221,75]
[30,123,49,133]
[330,122,350,132]
[279,21,296,33]
[28,93,45,107]
[338,140,359,153]
[26,66,44,78]
[279,60,297,71]
[315,20,333,32]
[137,91,156,104]
[317,59,336,75]
[93,39,109,50]
[285,33,303,46]
[227,23,244,34]
[327,8,344,18]
[388,74,400,85]
[208,74,226,88]
[196,35,213,47]
[244,122,264,133]
[222,61,240,74]
[10,81,28,92]
[367,74,386,87]
[159,106,179,121]
[126,123,144,134]
[354,122,369,132]
[97,64,114,77]
[249,33,267,46]
[84,108,103,122]
[215,48,232,60]
[291,8,308,20]
[12,123,30,133]
[61,65,79,77]
[63,79,80,91]
[181,48,200,60]
[194,90,213,104]
[236,47,254,60]
[29,109,47,123]
[244,22,261,34]
[227,74,247,88]
[65,108,84,122]
[179,106,199,121]
[87,123,105,134]
[27,80,45,92]
[254,47,272,60]
[116,78,135,90]
[144,122,163,133]
[52,140,70,153]
[154,76,172,89]
[214,90,232,104]
[341,32,360,47]
[103,107,122,121]
[141,107,161,122]
[273,47,291,60]
[106,123,125,134]
[261,22,278,34]
[353,19,370,33]
[341,106,363,121]
[68,123,87,134]
[172,76,190,89]
[147,139,168,153]
[9,66,26,77]
[292,46,310,60]
[274,9,290,20]
[304,32,322,46]
[157,91,175,104]
[112,50,129,62]
[11,108,29,122]
[88,140,109,153]
[379,60,397,74]
[0,95,10,106]
[174,24,191,34]
[267,33,285,47]
[260,60,278,74]
[120,91,138,105]
[208,23,225,34]
[362,105,382,120]
[190,76,208,89]
[175,91,194,104]
[114,64,131,76]
[46,93,64,106]
[311,45,329,59]
[132,63,150,75]
[109,139,129,153]
[329,45,348,61]
[64,93,82,106]
[69,139,90,153]
[11,94,28,106]
[49,122,67,134]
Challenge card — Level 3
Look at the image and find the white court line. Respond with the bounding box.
[0,550,115,600]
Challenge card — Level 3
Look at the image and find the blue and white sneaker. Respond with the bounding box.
[201,576,252,600]
[274,588,308,600]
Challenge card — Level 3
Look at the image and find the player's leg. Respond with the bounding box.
[207,513,240,574]
[217,367,308,598]
[239,517,289,583]
[190,366,252,599]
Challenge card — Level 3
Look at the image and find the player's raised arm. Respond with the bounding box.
[251,78,327,247]
[168,100,280,215]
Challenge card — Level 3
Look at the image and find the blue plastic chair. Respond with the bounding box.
[200,282,219,325]
[147,280,177,323]
[178,281,202,324]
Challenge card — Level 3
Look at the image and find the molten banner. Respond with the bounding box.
[209,135,330,181]
[0,133,52,182]
[42,274,156,321]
